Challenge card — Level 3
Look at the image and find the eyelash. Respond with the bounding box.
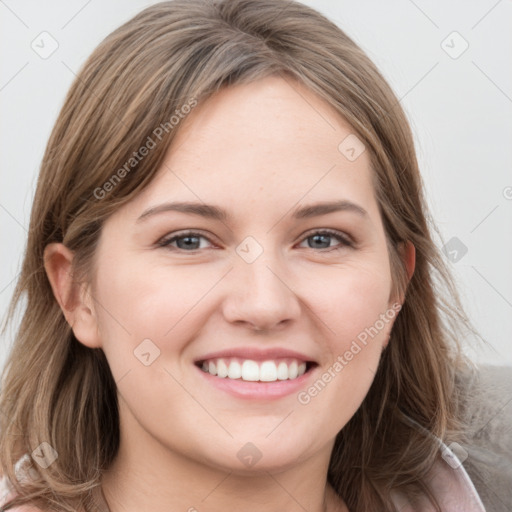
[157,229,354,253]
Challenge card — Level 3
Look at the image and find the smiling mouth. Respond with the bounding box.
[195,357,317,382]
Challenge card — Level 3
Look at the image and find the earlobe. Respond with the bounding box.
[43,243,102,349]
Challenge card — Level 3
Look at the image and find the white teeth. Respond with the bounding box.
[241,360,259,381]
[227,360,242,379]
[260,361,277,382]
[199,358,310,382]
[277,362,289,380]
[217,358,228,378]
[288,361,298,379]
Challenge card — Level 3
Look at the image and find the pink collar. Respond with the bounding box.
[391,437,486,511]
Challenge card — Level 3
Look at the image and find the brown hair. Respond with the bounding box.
[0,1,485,510]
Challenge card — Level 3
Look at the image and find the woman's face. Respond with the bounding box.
[86,75,404,473]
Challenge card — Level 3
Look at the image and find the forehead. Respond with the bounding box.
[120,75,379,224]
[172,75,361,163]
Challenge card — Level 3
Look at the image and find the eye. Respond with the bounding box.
[157,231,213,251]
[157,229,354,252]
[297,229,354,251]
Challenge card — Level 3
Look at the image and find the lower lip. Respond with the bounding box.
[195,364,317,400]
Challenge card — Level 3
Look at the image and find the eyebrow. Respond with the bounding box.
[136,199,368,223]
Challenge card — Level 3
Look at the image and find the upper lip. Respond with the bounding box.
[195,347,317,364]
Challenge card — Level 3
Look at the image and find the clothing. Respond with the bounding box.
[1,364,510,511]
[453,363,512,511]
[389,445,487,511]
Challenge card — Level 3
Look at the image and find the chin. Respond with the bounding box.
[194,431,321,475]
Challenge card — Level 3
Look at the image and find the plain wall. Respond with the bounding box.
[1,0,511,369]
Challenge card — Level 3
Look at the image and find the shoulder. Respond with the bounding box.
[457,363,512,450]
[456,363,512,510]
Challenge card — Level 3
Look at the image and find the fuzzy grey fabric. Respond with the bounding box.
[457,364,512,512]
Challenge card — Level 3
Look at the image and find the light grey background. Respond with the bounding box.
[1,0,511,370]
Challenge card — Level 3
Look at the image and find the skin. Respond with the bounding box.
[44,75,415,512]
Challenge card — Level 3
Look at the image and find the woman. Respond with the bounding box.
[0,0,506,510]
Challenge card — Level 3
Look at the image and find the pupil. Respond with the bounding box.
[311,234,329,249]
[179,236,199,249]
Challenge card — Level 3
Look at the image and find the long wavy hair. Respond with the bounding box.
[0,1,485,510]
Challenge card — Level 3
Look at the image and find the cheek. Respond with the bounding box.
[290,258,397,418]
[294,261,395,433]
[92,254,218,374]
[302,256,394,349]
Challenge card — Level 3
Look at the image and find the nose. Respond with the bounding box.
[222,247,302,332]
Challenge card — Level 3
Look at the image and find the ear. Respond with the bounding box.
[43,243,102,349]
[392,240,416,304]
[383,240,415,349]
[401,240,416,283]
